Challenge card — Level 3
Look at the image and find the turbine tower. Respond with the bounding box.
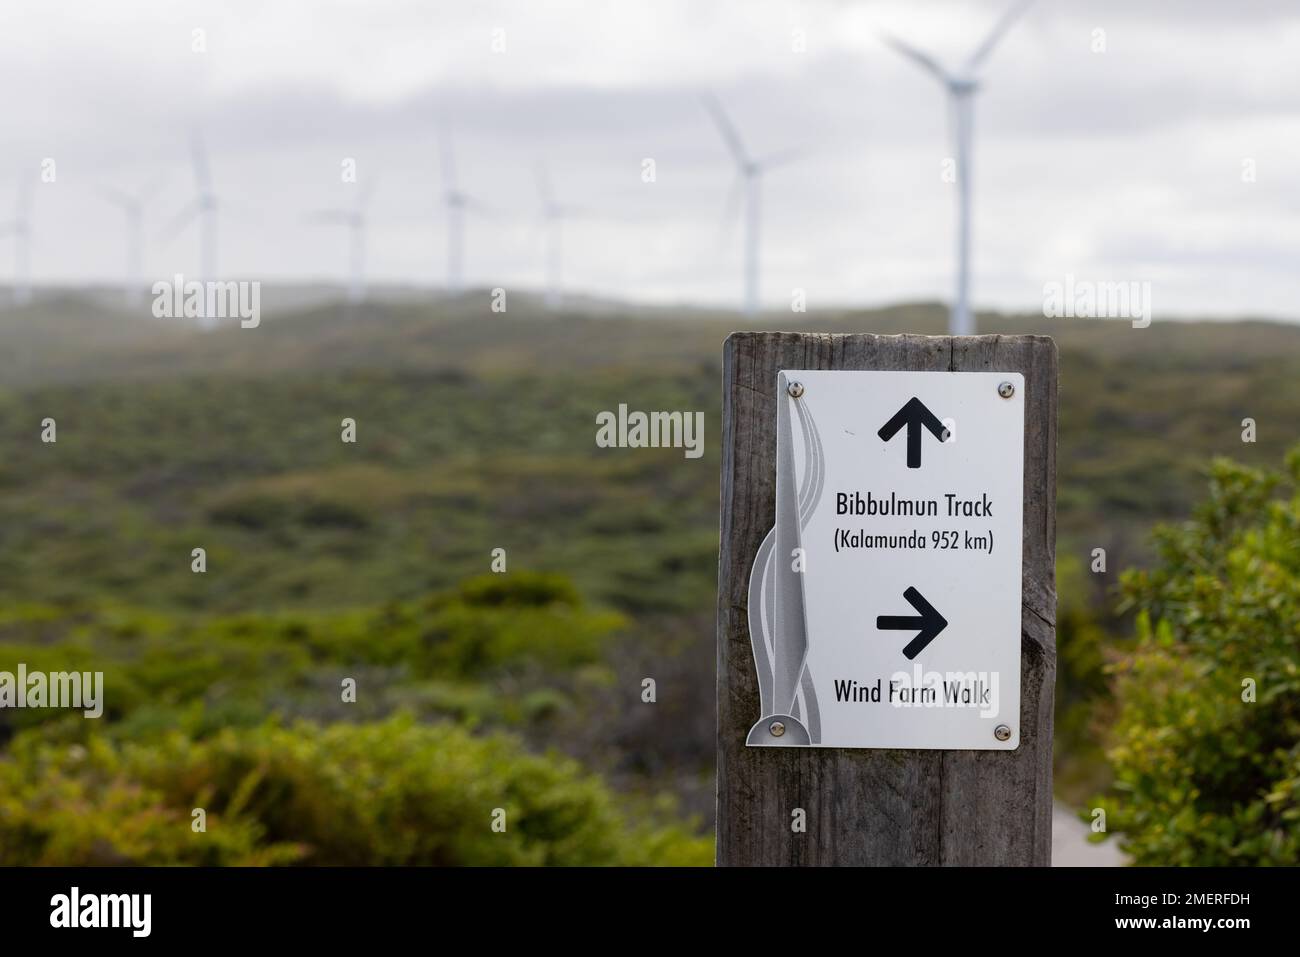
[308,178,377,305]
[163,134,219,287]
[534,162,579,310]
[881,0,1036,336]
[702,94,802,320]
[0,181,34,306]
[99,177,164,307]
[439,127,488,295]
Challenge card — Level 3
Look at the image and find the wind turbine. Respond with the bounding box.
[163,134,219,286]
[881,0,1036,336]
[98,177,165,307]
[702,94,803,320]
[534,162,580,310]
[307,178,377,305]
[0,181,34,306]
[439,127,489,295]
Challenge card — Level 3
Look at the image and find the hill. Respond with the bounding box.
[1,291,1297,844]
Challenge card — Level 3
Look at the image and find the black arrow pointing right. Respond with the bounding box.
[877,396,948,469]
[876,586,949,660]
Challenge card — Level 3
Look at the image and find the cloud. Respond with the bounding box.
[0,0,1296,320]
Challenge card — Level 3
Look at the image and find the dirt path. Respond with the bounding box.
[1052,801,1128,867]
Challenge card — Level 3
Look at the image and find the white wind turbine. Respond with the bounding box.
[163,135,219,288]
[0,181,34,306]
[534,162,581,310]
[439,127,489,295]
[881,0,1036,336]
[308,178,377,305]
[702,94,803,320]
[99,177,165,307]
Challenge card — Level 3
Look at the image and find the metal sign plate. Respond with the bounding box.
[746,369,1025,750]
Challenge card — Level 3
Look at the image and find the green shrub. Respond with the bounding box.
[1096,447,1300,864]
[450,572,580,609]
[0,717,711,866]
[0,736,300,866]
[1053,555,1121,800]
[209,493,286,530]
[0,572,622,733]
[418,572,623,677]
[299,498,371,530]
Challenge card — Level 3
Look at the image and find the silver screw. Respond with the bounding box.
[786,381,804,399]
[997,381,1015,399]
[769,721,786,737]
[994,724,1012,741]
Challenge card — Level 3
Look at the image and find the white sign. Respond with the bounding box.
[746,370,1024,751]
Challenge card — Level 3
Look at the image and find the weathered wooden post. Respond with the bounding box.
[716,333,1057,865]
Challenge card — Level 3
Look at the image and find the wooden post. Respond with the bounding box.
[716,333,1057,866]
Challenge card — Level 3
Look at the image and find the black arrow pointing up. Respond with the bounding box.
[877,397,947,469]
[877,586,949,660]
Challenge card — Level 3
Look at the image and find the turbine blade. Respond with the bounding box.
[462,194,496,218]
[358,176,379,210]
[756,146,808,171]
[16,181,34,219]
[439,125,458,193]
[138,174,169,207]
[305,209,352,225]
[190,134,212,192]
[160,200,201,239]
[534,162,555,208]
[964,0,1035,73]
[879,33,953,84]
[716,172,744,253]
[701,93,750,167]
[98,184,135,211]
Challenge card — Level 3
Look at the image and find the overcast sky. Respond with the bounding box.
[2,0,1298,319]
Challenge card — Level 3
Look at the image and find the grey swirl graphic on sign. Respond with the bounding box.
[746,374,825,746]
